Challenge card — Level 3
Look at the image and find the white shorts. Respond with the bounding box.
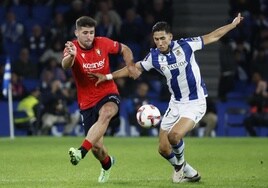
[161,98,207,131]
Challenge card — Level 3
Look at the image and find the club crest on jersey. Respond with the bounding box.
[175,50,181,56]
[160,66,166,72]
[96,49,101,56]
[81,53,85,58]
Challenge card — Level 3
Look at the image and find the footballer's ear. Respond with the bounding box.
[74,30,78,37]
[169,33,173,40]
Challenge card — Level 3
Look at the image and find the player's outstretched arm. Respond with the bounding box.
[202,13,243,45]
[112,61,142,80]
[88,62,143,86]
[121,44,141,79]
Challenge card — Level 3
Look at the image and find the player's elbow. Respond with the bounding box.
[121,44,133,58]
[121,43,130,53]
[202,34,219,45]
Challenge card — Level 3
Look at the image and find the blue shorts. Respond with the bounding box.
[80,94,120,135]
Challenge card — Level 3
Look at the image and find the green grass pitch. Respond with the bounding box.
[0,137,267,188]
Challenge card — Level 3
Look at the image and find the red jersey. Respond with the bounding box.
[64,37,121,110]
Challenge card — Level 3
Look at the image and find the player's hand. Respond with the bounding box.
[65,41,77,57]
[87,72,106,86]
[127,65,141,80]
[232,13,244,27]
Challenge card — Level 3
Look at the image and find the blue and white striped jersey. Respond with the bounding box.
[140,36,208,102]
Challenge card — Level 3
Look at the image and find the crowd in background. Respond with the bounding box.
[218,0,268,136]
[218,0,268,101]
[0,0,267,136]
[0,0,174,135]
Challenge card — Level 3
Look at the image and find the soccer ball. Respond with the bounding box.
[136,104,161,128]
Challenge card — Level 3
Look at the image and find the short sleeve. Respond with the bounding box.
[183,37,204,51]
[100,37,121,54]
[140,52,154,71]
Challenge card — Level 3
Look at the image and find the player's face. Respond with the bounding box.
[75,26,95,49]
[153,31,172,53]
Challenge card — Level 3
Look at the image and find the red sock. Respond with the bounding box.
[81,139,92,151]
[101,156,111,170]
[101,156,110,165]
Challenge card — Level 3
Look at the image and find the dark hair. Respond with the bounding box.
[76,16,97,29]
[152,21,171,33]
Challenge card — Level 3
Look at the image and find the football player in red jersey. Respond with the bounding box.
[61,16,140,183]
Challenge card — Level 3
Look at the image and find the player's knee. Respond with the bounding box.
[168,131,183,145]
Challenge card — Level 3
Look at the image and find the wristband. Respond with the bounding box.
[106,74,113,80]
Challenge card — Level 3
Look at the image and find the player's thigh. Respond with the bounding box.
[97,94,120,121]
[171,117,195,138]
[99,102,119,120]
